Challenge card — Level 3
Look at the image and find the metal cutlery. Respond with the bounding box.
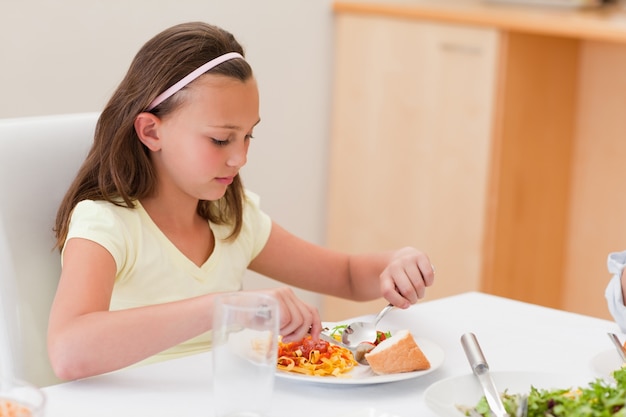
[516,394,528,417]
[461,333,509,417]
[341,303,394,346]
[608,332,626,363]
[318,332,374,366]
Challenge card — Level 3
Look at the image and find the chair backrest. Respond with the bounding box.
[0,113,99,386]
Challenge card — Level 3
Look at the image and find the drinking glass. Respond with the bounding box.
[212,292,279,417]
[0,376,46,417]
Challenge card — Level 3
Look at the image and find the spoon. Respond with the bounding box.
[341,303,394,346]
[318,333,374,365]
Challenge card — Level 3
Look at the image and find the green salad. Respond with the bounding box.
[326,324,392,344]
[459,367,626,417]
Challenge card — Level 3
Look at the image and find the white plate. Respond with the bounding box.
[276,337,444,385]
[590,348,623,378]
[424,371,591,417]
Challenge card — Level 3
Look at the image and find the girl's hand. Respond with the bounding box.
[379,247,435,309]
[255,287,321,342]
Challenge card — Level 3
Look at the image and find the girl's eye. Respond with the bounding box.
[211,138,230,147]
[210,134,254,146]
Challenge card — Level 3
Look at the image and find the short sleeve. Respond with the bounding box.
[63,200,131,274]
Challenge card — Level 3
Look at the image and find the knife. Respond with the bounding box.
[318,332,344,346]
[461,333,509,417]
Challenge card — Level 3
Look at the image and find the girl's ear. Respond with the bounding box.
[134,112,161,151]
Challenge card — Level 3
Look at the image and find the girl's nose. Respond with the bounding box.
[226,140,249,168]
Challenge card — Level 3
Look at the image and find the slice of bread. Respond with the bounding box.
[364,329,430,375]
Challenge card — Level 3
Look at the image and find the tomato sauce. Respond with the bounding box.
[278,336,332,364]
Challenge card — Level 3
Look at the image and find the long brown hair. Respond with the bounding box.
[54,22,253,250]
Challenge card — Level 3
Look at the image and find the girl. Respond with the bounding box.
[47,21,434,381]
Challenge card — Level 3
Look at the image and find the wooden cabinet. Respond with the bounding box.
[325,1,626,321]
[325,14,499,319]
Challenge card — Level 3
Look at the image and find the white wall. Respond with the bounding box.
[0,2,335,306]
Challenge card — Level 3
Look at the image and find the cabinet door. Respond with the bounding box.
[325,14,499,320]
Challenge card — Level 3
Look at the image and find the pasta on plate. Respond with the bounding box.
[277,336,357,377]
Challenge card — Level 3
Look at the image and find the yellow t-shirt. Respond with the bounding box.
[63,191,272,365]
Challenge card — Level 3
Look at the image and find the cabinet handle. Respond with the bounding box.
[439,42,483,56]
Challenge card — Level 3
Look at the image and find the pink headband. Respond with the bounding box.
[146,52,245,111]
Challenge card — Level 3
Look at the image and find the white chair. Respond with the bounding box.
[0,112,99,386]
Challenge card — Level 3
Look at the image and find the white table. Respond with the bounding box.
[42,292,623,417]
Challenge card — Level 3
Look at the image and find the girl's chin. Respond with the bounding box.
[200,188,228,201]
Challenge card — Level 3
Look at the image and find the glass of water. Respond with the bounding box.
[212,292,279,417]
[0,376,46,417]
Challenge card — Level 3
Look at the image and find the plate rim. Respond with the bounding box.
[590,348,622,378]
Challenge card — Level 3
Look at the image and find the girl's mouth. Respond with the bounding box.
[215,176,234,185]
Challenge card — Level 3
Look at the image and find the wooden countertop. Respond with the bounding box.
[333,0,626,43]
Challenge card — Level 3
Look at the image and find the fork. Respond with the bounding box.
[516,394,528,417]
[608,332,626,363]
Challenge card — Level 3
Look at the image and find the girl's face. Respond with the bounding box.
[152,74,260,202]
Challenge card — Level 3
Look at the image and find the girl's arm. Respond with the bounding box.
[47,238,217,380]
[48,237,318,380]
[249,222,435,317]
